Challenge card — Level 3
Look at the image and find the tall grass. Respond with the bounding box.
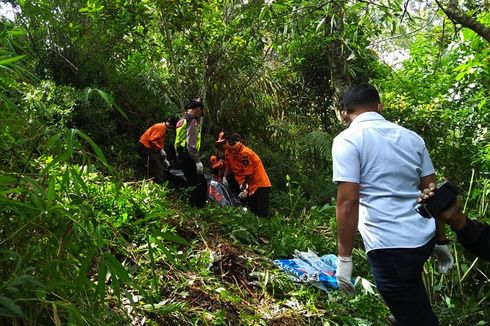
[0,126,191,324]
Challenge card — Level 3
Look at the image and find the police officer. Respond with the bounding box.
[174,98,207,208]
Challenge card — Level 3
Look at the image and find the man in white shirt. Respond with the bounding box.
[332,84,454,325]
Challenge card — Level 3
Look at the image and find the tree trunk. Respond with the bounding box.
[158,4,184,111]
[325,1,351,132]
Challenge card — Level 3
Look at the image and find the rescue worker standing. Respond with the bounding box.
[225,134,271,217]
[175,98,207,208]
[138,116,178,185]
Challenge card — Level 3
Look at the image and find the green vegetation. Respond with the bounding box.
[1,0,489,325]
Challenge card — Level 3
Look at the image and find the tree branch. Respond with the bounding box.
[436,0,490,43]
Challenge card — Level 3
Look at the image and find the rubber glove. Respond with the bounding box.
[432,244,454,274]
[336,256,355,296]
[163,159,170,168]
[222,176,229,186]
[195,162,204,174]
[238,190,248,199]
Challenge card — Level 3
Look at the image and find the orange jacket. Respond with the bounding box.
[139,123,167,151]
[210,155,227,177]
[225,143,271,195]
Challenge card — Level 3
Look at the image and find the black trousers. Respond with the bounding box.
[137,143,165,185]
[227,174,240,196]
[368,239,437,326]
[181,156,207,208]
[247,187,270,217]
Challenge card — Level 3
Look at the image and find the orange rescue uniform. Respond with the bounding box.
[210,155,227,174]
[225,143,271,195]
[139,123,167,151]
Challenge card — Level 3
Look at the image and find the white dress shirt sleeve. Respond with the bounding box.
[332,135,360,184]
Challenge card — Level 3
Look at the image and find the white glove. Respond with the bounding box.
[195,162,204,174]
[336,256,355,296]
[159,149,167,158]
[238,190,248,199]
[222,177,229,186]
[432,244,454,274]
[163,159,170,168]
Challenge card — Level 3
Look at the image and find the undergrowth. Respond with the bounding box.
[2,145,488,325]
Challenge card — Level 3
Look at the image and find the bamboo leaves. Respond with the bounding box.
[84,88,128,120]
[0,296,26,319]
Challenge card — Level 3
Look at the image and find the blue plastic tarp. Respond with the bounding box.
[273,250,341,291]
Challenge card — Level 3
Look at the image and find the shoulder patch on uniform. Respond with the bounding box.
[241,156,249,165]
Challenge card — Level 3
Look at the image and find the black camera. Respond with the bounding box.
[415,181,459,219]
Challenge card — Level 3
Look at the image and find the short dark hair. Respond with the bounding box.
[166,116,179,127]
[186,98,203,110]
[341,84,380,112]
[226,133,242,143]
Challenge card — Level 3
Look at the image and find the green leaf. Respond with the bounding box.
[111,274,121,299]
[52,302,84,324]
[150,235,175,263]
[158,231,189,245]
[26,180,45,210]
[0,176,16,185]
[95,225,105,248]
[84,87,128,120]
[69,166,89,197]
[73,129,114,173]
[77,245,96,287]
[96,260,107,304]
[147,236,159,292]
[0,187,25,195]
[47,175,56,206]
[96,89,128,120]
[67,129,76,157]
[0,297,26,319]
[133,210,171,225]
[0,55,26,65]
[105,253,131,283]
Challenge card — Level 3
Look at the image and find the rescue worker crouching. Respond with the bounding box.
[224,133,271,217]
[210,155,225,179]
[210,132,227,179]
[174,98,207,208]
[210,132,240,194]
[137,116,179,185]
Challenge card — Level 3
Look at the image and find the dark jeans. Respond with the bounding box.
[180,155,207,208]
[137,143,165,185]
[367,238,438,326]
[247,187,270,217]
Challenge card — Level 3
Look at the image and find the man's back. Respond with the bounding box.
[332,111,436,251]
[139,123,166,150]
